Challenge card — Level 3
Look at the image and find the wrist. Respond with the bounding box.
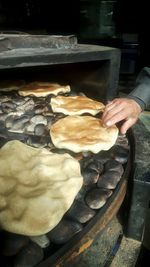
[127,96,145,112]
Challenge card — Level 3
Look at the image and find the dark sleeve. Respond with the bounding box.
[127,67,150,110]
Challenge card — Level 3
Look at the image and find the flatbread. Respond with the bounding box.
[18,82,71,97]
[0,140,83,236]
[50,95,105,115]
[50,116,119,153]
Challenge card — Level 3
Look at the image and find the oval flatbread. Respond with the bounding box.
[18,82,70,97]
[0,140,83,236]
[50,95,105,115]
[50,115,119,153]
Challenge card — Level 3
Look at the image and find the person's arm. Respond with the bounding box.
[102,67,150,134]
[128,67,150,109]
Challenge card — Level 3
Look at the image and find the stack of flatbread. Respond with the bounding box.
[0,80,119,236]
[0,140,83,236]
[18,82,71,97]
[49,94,118,153]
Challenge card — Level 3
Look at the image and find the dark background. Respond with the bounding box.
[0,0,79,34]
[0,0,149,71]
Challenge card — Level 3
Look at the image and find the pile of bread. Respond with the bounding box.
[0,81,119,237]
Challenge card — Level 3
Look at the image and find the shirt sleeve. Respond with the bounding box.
[127,67,150,110]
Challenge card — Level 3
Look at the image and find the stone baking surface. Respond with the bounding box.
[0,86,130,267]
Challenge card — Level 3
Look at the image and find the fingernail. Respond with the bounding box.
[106,121,111,126]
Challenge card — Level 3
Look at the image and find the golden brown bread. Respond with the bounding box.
[18,82,70,97]
[50,95,105,115]
[50,115,119,153]
[0,140,83,236]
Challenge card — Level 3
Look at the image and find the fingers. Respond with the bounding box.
[102,98,142,130]
[103,109,129,127]
[120,118,137,134]
[105,100,116,108]
[102,99,128,126]
[102,103,119,120]
[102,100,120,121]
[102,106,125,125]
[103,99,119,111]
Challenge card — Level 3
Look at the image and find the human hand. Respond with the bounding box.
[102,98,142,134]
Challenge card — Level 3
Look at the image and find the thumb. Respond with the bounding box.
[120,118,136,134]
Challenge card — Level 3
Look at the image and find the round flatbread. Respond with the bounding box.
[50,115,119,153]
[18,82,70,97]
[0,140,83,236]
[50,95,105,115]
